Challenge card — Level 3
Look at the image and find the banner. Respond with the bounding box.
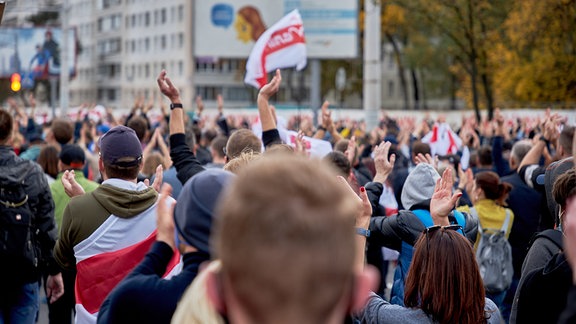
[244,9,306,89]
[195,0,358,58]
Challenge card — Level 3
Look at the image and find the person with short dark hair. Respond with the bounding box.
[54,125,165,323]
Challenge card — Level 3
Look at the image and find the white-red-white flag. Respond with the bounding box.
[421,122,463,156]
[245,9,307,89]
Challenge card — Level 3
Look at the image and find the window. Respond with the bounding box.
[388,81,394,97]
[178,5,184,21]
[161,8,167,24]
[145,38,150,51]
[107,89,116,101]
[145,12,150,26]
[227,87,251,101]
[178,33,184,48]
[195,86,221,100]
[160,35,166,50]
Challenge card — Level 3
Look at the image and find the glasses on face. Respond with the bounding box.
[423,225,463,251]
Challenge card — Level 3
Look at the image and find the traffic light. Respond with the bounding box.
[10,73,21,92]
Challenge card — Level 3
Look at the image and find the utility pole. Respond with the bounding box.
[59,0,70,117]
[363,0,381,130]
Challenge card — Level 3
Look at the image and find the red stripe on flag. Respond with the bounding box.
[430,124,438,143]
[75,230,180,314]
[257,24,305,88]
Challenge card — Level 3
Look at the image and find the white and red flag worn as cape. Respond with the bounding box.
[421,122,463,156]
[244,9,307,89]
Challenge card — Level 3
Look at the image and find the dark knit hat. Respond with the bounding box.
[174,169,234,254]
[59,144,85,169]
[98,125,142,167]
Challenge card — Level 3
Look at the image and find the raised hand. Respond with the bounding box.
[156,70,180,102]
[415,153,438,170]
[155,183,176,249]
[195,96,204,115]
[217,94,224,114]
[143,164,164,192]
[372,141,396,184]
[345,136,357,165]
[259,69,282,100]
[430,168,462,226]
[457,165,473,193]
[61,170,85,198]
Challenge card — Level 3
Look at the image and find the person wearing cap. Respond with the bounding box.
[47,144,98,324]
[54,125,174,324]
[97,169,234,324]
[51,144,99,227]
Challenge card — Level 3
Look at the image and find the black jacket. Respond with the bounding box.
[0,146,59,284]
[366,181,478,251]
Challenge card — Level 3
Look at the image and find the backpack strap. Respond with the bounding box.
[411,209,435,228]
[500,209,511,235]
[531,229,563,251]
[451,210,466,235]
[470,206,482,233]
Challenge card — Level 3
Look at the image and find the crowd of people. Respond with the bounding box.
[1,68,575,324]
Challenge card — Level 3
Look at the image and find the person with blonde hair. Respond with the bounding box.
[171,261,224,324]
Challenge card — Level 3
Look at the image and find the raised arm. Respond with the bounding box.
[157,70,204,184]
[157,70,184,135]
[518,114,561,170]
[258,69,281,132]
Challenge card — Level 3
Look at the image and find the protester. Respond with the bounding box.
[206,155,375,324]
[98,169,233,324]
[368,163,478,306]
[0,109,63,323]
[457,170,514,308]
[48,144,99,323]
[54,125,164,323]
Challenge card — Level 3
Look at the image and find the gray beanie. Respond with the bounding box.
[174,169,234,254]
[401,163,440,210]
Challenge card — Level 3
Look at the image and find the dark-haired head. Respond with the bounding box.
[474,171,512,206]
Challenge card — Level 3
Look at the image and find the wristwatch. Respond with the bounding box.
[170,103,183,110]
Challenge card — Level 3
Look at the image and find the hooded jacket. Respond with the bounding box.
[54,179,161,324]
[0,146,59,283]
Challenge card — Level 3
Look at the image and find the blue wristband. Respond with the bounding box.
[356,227,370,237]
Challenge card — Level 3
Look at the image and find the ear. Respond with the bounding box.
[206,268,227,316]
[349,265,380,313]
[98,158,106,178]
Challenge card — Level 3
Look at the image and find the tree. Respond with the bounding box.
[492,0,576,107]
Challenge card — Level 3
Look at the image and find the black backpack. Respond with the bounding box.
[514,230,571,324]
[0,176,41,281]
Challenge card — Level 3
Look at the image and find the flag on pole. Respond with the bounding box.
[245,9,307,89]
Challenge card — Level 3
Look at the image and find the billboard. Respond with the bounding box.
[195,0,358,59]
[0,28,76,87]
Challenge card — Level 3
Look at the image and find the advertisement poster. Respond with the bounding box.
[0,28,76,87]
[195,0,357,58]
